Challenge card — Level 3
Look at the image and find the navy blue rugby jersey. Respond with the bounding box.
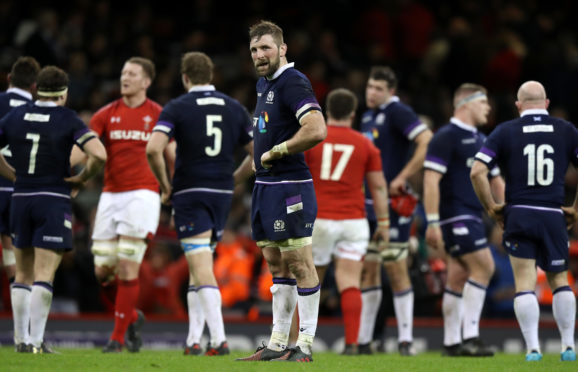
[361,96,428,182]
[425,118,500,219]
[252,63,322,182]
[0,101,96,194]
[475,109,578,208]
[0,88,33,188]
[153,86,252,192]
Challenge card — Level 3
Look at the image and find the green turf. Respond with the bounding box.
[1,347,575,372]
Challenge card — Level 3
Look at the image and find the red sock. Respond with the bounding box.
[110,279,139,344]
[341,287,362,345]
[100,278,118,313]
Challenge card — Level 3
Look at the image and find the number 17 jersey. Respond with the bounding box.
[475,109,578,208]
[305,125,382,219]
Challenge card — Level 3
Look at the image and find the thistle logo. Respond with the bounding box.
[258,111,269,133]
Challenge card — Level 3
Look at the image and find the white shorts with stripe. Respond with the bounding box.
[312,218,369,266]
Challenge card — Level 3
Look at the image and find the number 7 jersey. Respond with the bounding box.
[305,125,382,219]
[475,109,578,208]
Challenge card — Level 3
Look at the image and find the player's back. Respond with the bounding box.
[157,88,252,192]
[305,125,382,219]
[0,102,90,194]
[481,112,578,208]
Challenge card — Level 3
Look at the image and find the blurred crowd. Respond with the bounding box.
[1,0,578,319]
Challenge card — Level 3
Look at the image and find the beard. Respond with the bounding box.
[255,55,281,77]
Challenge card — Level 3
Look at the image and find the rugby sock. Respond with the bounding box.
[462,279,487,340]
[111,279,139,344]
[442,289,463,346]
[268,278,297,351]
[29,281,53,348]
[552,286,576,350]
[393,288,414,342]
[358,286,382,344]
[296,284,321,355]
[340,287,362,345]
[186,286,205,346]
[10,283,31,344]
[514,291,541,353]
[100,279,118,312]
[197,285,226,347]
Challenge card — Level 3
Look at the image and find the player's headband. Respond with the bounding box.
[37,87,68,97]
[455,91,486,109]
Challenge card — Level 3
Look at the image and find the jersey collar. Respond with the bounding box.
[188,85,216,93]
[450,117,477,133]
[520,109,549,117]
[35,100,58,107]
[267,62,295,81]
[378,95,400,110]
[7,87,32,101]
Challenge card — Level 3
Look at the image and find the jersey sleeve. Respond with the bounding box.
[72,115,98,149]
[282,76,322,123]
[475,126,502,169]
[365,139,383,173]
[391,104,427,141]
[153,101,177,139]
[89,106,108,137]
[424,129,452,174]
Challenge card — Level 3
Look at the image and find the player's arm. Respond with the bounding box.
[234,141,254,185]
[65,138,107,188]
[471,160,504,227]
[489,172,505,204]
[0,154,15,182]
[146,131,171,204]
[261,111,327,168]
[366,170,389,248]
[70,144,88,167]
[423,169,444,250]
[164,140,177,180]
[390,129,433,196]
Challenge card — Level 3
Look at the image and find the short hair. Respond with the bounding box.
[369,66,397,90]
[37,66,69,99]
[326,88,358,120]
[249,20,284,46]
[126,57,156,81]
[181,52,213,85]
[453,83,487,108]
[9,56,41,89]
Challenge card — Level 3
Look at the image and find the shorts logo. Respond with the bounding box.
[179,223,195,232]
[43,236,63,243]
[286,195,303,214]
[551,259,565,266]
[450,245,460,253]
[274,219,285,232]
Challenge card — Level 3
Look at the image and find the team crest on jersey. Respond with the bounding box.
[266,91,275,104]
[375,113,385,125]
[143,115,152,130]
[274,219,285,232]
[110,116,121,123]
[257,111,269,133]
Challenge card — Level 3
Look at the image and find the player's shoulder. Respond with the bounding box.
[387,99,416,115]
[145,98,163,112]
[94,99,123,116]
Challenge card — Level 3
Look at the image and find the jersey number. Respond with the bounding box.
[26,133,40,174]
[205,115,222,157]
[320,143,354,181]
[523,144,554,186]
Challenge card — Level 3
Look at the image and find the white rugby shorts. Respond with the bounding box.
[92,190,160,240]
[312,218,370,266]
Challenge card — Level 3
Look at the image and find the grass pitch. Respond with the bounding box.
[1,347,575,372]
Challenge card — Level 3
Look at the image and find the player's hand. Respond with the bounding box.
[489,203,505,228]
[372,226,389,250]
[388,176,406,197]
[160,185,172,205]
[561,206,577,230]
[425,225,444,250]
[64,174,85,197]
[261,142,289,169]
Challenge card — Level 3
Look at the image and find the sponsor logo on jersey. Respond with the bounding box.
[9,99,26,107]
[461,138,476,144]
[274,219,285,232]
[110,130,151,141]
[266,91,275,104]
[522,124,553,133]
[257,111,269,133]
[24,113,50,122]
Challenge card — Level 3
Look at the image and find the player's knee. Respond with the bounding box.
[92,240,119,270]
[181,237,212,256]
[117,238,147,263]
